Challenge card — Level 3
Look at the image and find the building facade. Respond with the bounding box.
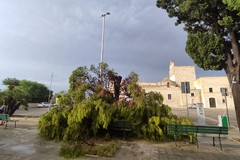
[138,61,234,109]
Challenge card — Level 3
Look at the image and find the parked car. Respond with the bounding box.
[37,102,52,108]
[188,103,203,109]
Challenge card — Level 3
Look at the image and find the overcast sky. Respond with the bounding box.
[0,0,225,93]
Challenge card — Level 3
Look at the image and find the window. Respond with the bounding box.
[191,93,194,97]
[209,88,213,93]
[209,98,216,108]
[167,82,170,88]
[167,94,171,100]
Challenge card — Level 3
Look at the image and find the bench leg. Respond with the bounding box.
[196,133,199,149]
[5,121,7,129]
[219,135,222,150]
[174,134,177,146]
[213,137,215,146]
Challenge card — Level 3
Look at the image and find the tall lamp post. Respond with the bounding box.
[100,12,110,76]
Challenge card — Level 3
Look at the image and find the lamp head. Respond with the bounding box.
[101,12,110,17]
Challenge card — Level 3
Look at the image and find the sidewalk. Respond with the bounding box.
[0,117,240,160]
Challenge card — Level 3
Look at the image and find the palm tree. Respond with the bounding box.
[2,78,20,90]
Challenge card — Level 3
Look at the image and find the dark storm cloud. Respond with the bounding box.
[0,0,225,92]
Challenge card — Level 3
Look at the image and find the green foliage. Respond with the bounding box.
[0,78,49,115]
[2,78,20,87]
[223,0,240,13]
[57,92,73,107]
[39,75,188,142]
[140,116,163,140]
[156,0,240,71]
[0,88,28,116]
[59,141,83,159]
[186,31,225,70]
[38,106,69,141]
[15,80,49,103]
[177,117,193,125]
[38,64,193,158]
[59,140,119,159]
[68,66,90,94]
[157,0,240,131]
[93,142,119,157]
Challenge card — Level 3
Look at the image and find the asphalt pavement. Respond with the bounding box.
[0,105,239,160]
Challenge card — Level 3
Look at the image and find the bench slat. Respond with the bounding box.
[167,124,228,150]
[168,125,228,134]
[108,120,132,140]
[0,114,18,128]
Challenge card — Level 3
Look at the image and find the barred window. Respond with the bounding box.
[168,94,171,100]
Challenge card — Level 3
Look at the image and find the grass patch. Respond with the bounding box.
[59,141,84,159]
[59,139,119,159]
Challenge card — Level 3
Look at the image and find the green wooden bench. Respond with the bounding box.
[0,114,18,128]
[167,124,228,150]
[108,120,132,140]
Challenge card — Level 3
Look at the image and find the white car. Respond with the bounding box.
[37,102,52,108]
[188,103,203,109]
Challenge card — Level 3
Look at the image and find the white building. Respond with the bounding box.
[138,61,234,109]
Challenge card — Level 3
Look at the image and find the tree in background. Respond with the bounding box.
[1,78,27,116]
[3,78,20,90]
[157,0,240,129]
[1,78,50,116]
[16,80,49,103]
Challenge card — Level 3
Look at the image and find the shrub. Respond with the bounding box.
[59,141,83,159]
[38,64,193,158]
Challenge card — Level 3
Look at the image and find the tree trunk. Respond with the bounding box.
[231,83,240,130]
[114,76,122,101]
[5,99,21,116]
[224,31,240,130]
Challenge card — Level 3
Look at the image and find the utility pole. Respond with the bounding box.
[48,73,53,103]
[181,82,190,118]
[224,92,230,128]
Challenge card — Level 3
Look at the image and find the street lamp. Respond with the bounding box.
[100,12,110,76]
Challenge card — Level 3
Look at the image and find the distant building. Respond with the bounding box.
[138,61,234,109]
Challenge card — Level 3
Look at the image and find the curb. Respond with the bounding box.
[12,115,40,118]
